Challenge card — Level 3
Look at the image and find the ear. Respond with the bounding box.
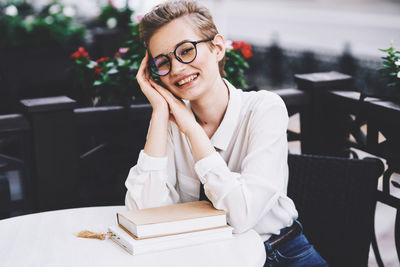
[212,34,226,62]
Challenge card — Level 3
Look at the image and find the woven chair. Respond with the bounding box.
[287,153,384,267]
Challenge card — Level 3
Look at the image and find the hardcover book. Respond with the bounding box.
[108,224,233,255]
[116,201,227,239]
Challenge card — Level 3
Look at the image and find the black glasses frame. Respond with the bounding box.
[150,37,214,76]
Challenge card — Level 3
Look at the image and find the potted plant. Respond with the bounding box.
[378,41,400,102]
[71,22,146,106]
[225,40,253,89]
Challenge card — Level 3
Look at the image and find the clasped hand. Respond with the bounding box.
[137,52,199,136]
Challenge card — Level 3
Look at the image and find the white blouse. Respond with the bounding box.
[125,80,298,241]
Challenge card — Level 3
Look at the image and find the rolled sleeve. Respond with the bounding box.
[194,152,230,183]
[137,150,168,172]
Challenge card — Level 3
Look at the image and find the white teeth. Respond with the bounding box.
[178,74,197,86]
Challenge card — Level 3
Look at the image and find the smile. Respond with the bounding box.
[176,74,199,86]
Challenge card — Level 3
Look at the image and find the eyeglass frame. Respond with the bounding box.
[149,37,215,76]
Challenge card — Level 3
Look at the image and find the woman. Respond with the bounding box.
[124,1,327,266]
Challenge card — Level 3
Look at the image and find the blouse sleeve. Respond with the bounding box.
[124,124,180,210]
[194,93,293,233]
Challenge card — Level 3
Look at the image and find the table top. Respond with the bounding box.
[0,206,266,267]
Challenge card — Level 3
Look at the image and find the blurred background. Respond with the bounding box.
[1,0,399,266]
[1,0,399,114]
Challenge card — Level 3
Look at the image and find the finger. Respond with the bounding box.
[153,87,178,109]
[151,84,173,106]
[137,52,150,82]
[149,79,170,96]
[137,53,145,77]
[138,51,149,72]
[149,81,178,103]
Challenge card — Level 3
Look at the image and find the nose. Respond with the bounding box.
[169,55,187,76]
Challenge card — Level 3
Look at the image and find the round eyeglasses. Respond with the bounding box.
[149,37,214,76]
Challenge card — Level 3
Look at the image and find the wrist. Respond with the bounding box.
[185,123,203,139]
[186,124,215,161]
[152,108,169,120]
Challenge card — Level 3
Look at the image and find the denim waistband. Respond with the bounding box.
[266,220,303,244]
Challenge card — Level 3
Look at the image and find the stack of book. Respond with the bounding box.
[108,201,233,255]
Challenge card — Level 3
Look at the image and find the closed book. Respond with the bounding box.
[108,224,233,255]
[116,201,227,239]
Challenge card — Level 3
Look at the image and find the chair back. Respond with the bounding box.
[287,153,384,267]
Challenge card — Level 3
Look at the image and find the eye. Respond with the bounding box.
[154,56,169,68]
[157,60,168,67]
[181,47,194,55]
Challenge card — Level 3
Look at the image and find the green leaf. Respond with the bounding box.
[93,80,103,86]
[87,61,97,69]
[382,62,393,68]
[379,47,393,53]
[117,58,126,66]
[107,68,118,74]
[226,67,235,73]
[131,61,140,70]
[106,62,115,68]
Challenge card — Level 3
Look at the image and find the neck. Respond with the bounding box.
[190,78,229,128]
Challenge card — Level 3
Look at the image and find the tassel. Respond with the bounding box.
[76,230,110,240]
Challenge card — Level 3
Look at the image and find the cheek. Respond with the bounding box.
[195,50,218,73]
[160,76,169,85]
[159,77,179,95]
[159,75,174,87]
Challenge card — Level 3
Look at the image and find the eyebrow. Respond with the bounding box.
[153,39,192,58]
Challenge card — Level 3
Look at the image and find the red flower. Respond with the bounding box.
[96,57,110,63]
[94,66,102,75]
[71,46,89,59]
[232,41,253,59]
[241,45,253,59]
[232,41,242,50]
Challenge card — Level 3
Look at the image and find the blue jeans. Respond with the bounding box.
[263,221,328,267]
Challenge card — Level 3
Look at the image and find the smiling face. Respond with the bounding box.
[148,16,225,101]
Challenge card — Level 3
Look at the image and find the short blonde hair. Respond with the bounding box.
[139,0,226,77]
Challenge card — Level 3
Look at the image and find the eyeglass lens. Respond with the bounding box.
[151,41,197,76]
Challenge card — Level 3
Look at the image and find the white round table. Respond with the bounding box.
[0,206,266,267]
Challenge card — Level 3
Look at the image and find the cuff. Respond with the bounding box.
[137,150,168,171]
[194,152,228,184]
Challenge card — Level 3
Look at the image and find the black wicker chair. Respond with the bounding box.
[287,153,384,267]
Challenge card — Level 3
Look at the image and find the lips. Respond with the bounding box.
[175,73,199,87]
